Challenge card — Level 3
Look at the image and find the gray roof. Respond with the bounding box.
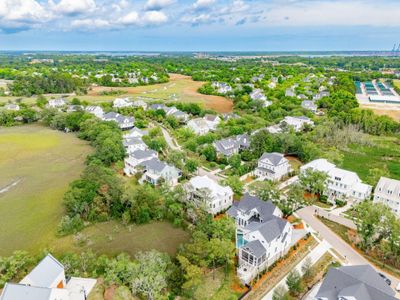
[244,217,288,243]
[316,265,396,300]
[124,138,145,147]
[131,149,157,160]
[150,104,167,111]
[22,254,64,288]
[103,111,118,120]
[140,157,167,172]
[103,112,134,125]
[227,194,276,221]
[242,240,266,258]
[0,284,52,300]
[214,134,250,156]
[259,152,286,166]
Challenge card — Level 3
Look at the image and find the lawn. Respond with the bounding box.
[0,74,234,113]
[54,220,190,257]
[0,125,92,255]
[339,136,400,183]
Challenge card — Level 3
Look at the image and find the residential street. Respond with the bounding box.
[297,206,400,291]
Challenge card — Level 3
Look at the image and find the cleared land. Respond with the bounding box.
[0,74,233,113]
[0,125,92,255]
[360,103,400,121]
[55,220,190,257]
[86,73,233,113]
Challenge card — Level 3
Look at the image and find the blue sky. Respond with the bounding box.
[0,0,400,51]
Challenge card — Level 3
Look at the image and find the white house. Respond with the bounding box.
[227,194,293,284]
[113,97,132,108]
[281,116,314,132]
[285,88,296,97]
[123,137,148,154]
[213,134,250,157]
[0,254,96,300]
[139,158,181,186]
[301,100,318,113]
[185,175,233,215]
[85,105,104,119]
[47,98,66,108]
[373,177,400,217]
[4,103,20,111]
[250,89,267,101]
[255,152,291,181]
[132,100,148,110]
[102,112,134,130]
[203,114,221,131]
[187,118,210,135]
[300,159,372,203]
[124,149,158,176]
[212,82,232,94]
[123,127,148,139]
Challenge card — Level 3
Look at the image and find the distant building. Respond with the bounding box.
[102,112,134,130]
[132,100,148,110]
[47,98,66,108]
[280,116,314,132]
[113,97,132,108]
[285,88,296,97]
[301,100,318,113]
[314,265,396,300]
[203,114,221,131]
[213,134,250,157]
[185,175,233,215]
[124,149,158,176]
[123,137,148,154]
[373,177,400,217]
[0,253,96,300]
[85,105,104,119]
[139,158,181,186]
[187,118,210,135]
[123,127,148,140]
[255,152,291,181]
[4,103,20,111]
[212,82,233,94]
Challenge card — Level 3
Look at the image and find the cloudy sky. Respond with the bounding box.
[1,0,400,51]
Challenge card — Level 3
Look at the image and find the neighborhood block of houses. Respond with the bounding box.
[185,175,233,215]
[300,159,372,203]
[266,116,314,134]
[0,254,96,300]
[227,194,295,284]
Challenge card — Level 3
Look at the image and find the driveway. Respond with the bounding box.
[197,167,222,182]
[297,206,400,291]
[160,126,181,151]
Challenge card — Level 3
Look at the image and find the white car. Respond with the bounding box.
[396,282,400,292]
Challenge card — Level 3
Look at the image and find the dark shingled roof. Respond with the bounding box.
[227,194,277,221]
[242,240,265,258]
[244,217,288,243]
[259,152,286,166]
[316,265,396,300]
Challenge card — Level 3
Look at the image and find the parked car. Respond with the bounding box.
[378,272,392,286]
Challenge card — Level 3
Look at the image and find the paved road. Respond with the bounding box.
[261,240,331,300]
[197,167,222,182]
[313,206,357,230]
[160,126,181,151]
[297,206,400,291]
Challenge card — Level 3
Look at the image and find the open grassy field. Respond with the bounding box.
[338,136,400,182]
[394,79,400,89]
[0,125,190,257]
[0,74,233,113]
[54,220,190,257]
[0,125,92,255]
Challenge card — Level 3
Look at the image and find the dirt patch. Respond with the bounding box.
[361,104,400,121]
[88,73,233,113]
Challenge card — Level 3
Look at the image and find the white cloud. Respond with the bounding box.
[145,0,175,11]
[142,11,168,24]
[118,11,140,25]
[0,0,50,32]
[193,0,216,10]
[71,18,110,29]
[50,0,96,16]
